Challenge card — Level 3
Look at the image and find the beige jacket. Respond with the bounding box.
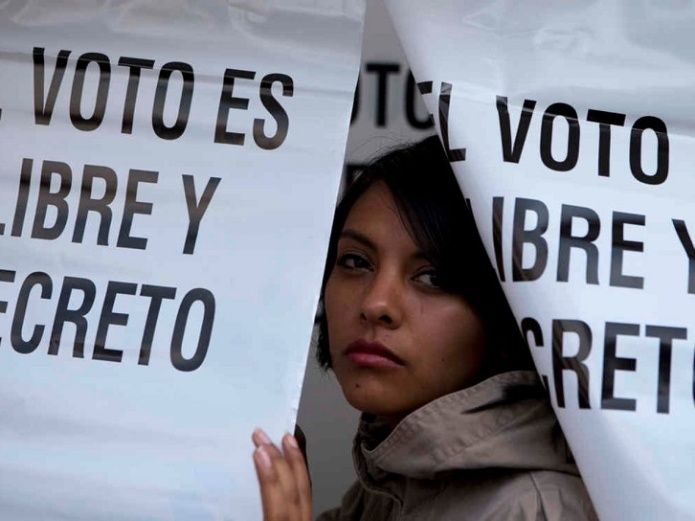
[317,371,598,521]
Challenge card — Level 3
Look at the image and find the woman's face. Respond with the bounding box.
[324,182,486,424]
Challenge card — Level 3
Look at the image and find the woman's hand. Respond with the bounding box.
[252,428,312,521]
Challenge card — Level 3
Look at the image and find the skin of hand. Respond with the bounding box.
[252,428,312,521]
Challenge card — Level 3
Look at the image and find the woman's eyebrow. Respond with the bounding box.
[339,229,376,250]
[339,228,429,261]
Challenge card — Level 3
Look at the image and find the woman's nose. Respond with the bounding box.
[360,270,403,328]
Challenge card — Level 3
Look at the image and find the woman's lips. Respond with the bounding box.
[343,339,405,368]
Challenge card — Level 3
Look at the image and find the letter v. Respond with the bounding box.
[496,96,537,163]
[33,47,71,125]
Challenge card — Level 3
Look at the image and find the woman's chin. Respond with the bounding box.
[338,377,412,419]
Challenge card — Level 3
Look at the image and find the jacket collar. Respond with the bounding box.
[353,371,578,487]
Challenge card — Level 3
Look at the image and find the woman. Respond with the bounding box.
[251,136,598,520]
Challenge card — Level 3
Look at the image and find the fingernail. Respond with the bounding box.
[284,433,299,449]
[255,446,271,469]
[254,428,272,445]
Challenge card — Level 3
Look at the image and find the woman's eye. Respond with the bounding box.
[337,253,372,271]
[413,269,442,289]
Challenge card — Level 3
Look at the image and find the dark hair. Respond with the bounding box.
[316,136,534,378]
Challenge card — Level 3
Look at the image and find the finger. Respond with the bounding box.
[262,441,303,520]
[283,433,312,521]
[252,429,303,520]
[253,430,300,498]
[253,429,300,507]
[253,445,288,521]
[252,428,272,448]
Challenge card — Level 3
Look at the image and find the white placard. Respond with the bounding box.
[345,0,434,176]
[386,1,695,520]
[0,2,364,520]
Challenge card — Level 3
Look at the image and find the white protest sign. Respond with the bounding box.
[0,1,364,519]
[385,1,695,519]
[344,0,434,179]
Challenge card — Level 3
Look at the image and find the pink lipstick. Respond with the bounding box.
[344,339,404,368]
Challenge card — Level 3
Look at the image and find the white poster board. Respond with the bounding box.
[386,1,695,520]
[345,0,434,178]
[0,2,364,520]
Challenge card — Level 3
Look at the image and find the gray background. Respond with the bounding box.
[296,0,433,514]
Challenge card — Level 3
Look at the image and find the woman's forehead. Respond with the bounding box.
[348,181,397,214]
[340,183,427,257]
